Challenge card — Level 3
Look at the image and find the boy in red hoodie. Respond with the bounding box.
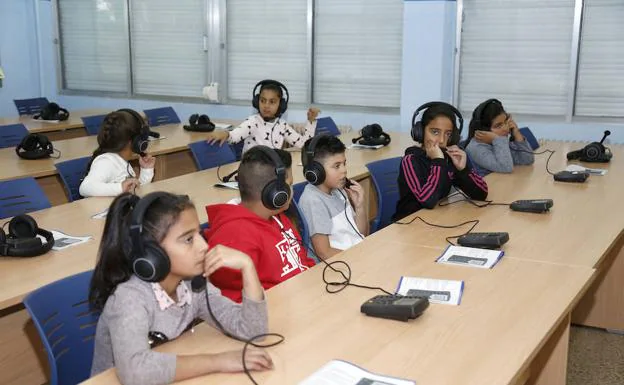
[204,146,316,302]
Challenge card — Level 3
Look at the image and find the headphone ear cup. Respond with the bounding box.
[132,134,149,155]
[0,228,6,245]
[584,143,601,160]
[132,242,170,282]
[412,121,424,143]
[252,94,260,111]
[189,114,199,127]
[261,180,291,210]
[9,215,38,238]
[278,98,287,116]
[304,161,326,186]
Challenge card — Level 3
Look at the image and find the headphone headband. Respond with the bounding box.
[472,98,502,131]
[255,146,286,183]
[305,134,327,167]
[117,109,149,133]
[411,101,464,134]
[252,80,290,104]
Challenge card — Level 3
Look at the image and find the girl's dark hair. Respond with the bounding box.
[259,82,283,99]
[89,192,194,310]
[84,110,143,174]
[468,100,506,139]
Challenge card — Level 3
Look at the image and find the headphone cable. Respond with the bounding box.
[338,189,365,240]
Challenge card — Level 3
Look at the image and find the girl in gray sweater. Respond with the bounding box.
[89,192,272,385]
[465,99,534,174]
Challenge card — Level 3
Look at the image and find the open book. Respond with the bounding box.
[299,360,415,385]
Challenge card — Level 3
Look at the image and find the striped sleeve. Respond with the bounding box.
[401,155,450,209]
[454,165,489,201]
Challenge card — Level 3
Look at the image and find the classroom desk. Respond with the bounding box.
[0,109,109,140]
[83,241,595,385]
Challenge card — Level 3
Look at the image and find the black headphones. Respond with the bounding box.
[254,146,291,210]
[15,133,55,160]
[184,114,215,132]
[252,80,289,118]
[351,124,391,146]
[117,108,150,156]
[411,102,464,146]
[567,130,613,163]
[0,215,55,258]
[471,99,503,132]
[129,192,172,282]
[302,134,328,186]
[34,103,69,121]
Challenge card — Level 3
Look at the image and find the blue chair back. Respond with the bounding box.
[519,127,540,150]
[0,177,51,219]
[292,182,307,204]
[291,200,318,264]
[14,97,49,115]
[188,140,236,170]
[366,157,402,233]
[55,157,90,202]
[24,270,100,385]
[230,141,245,161]
[0,123,28,149]
[143,107,181,127]
[81,115,107,136]
[315,117,340,136]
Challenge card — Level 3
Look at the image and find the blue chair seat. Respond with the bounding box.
[0,123,29,149]
[55,157,90,202]
[188,140,237,170]
[0,177,51,219]
[366,157,402,233]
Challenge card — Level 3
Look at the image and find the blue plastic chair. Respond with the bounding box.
[519,127,540,150]
[366,157,402,233]
[315,117,340,136]
[188,140,237,170]
[55,157,90,202]
[0,123,29,149]
[0,177,51,219]
[24,270,100,385]
[81,114,107,136]
[292,182,307,204]
[291,200,319,264]
[143,107,181,127]
[230,141,245,161]
[14,97,49,115]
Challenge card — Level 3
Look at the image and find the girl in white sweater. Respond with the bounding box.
[80,109,155,197]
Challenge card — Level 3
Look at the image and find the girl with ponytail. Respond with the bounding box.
[79,109,156,197]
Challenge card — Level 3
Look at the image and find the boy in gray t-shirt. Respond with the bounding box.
[299,135,368,261]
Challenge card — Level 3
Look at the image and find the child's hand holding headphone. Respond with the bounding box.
[139,154,156,169]
[474,130,498,144]
[344,179,365,210]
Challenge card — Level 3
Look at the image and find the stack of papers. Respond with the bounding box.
[37,230,93,251]
[396,276,464,306]
[300,360,415,385]
[436,245,504,269]
[214,182,239,190]
[349,143,384,150]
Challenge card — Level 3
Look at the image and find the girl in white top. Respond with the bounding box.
[80,109,156,197]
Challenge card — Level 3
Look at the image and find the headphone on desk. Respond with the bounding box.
[117,108,150,156]
[0,215,55,258]
[566,130,613,163]
[252,80,290,119]
[15,133,56,160]
[411,102,463,146]
[254,146,291,210]
[351,124,391,147]
[184,114,215,132]
[33,103,69,121]
[302,134,329,186]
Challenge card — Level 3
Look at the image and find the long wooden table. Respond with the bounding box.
[0,109,109,140]
[82,241,595,385]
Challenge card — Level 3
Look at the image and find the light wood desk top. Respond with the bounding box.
[83,240,594,385]
[372,141,624,269]
[0,109,108,134]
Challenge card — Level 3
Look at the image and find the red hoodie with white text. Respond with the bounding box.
[204,203,316,302]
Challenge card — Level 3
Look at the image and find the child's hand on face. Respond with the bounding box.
[139,154,156,169]
[475,130,498,144]
[307,107,321,123]
[345,180,365,210]
[203,244,254,277]
[206,130,229,146]
[213,349,273,373]
[446,145,467,171]
[121,178,139,193]
[424,141,444,160]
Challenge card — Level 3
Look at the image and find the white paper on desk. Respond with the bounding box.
[91,209,108,219]
[215,123,232,130]
[565,165,607,176]
[213,182,239,190]
[36,230,92,251]
[148,135,167,141]
[349,143,384,150]
[436,245,504,269]
[299,360,415,385]
[396,276,464,306]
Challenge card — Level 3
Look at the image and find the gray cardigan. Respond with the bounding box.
[465,136,534,174]
[90,275,268,385]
